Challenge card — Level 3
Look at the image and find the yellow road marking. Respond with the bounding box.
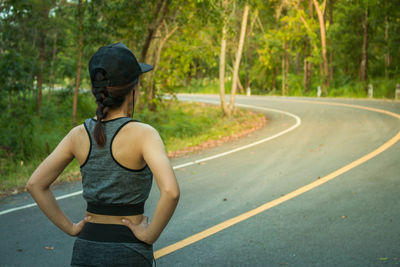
[154,100,400,259]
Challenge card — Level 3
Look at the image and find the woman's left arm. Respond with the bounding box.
[26,128,90,236]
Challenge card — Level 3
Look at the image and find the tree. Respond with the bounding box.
[228,2,249,110]
[384,14,389,79]
[218,0,250,115]
[146,19,179,111]
[359,2,368,90]
[140,0,171,64]
[219,0,230,115]
[72,0,83,126]
[312,0,329,95]
[36,1,52,117]
[328,0,334,82]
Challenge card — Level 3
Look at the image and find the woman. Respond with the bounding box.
[26,42,180,266]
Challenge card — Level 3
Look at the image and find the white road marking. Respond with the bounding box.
[172,103,301,169]
[0,190,83,215]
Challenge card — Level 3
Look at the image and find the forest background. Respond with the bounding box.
[1,0,399,191]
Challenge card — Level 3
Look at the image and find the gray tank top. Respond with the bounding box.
[80,117,153,216]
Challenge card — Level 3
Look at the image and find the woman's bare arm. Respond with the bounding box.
[26,127,90,236]
[122,125,180,244]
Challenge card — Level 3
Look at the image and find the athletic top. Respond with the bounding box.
[80,117,153,216]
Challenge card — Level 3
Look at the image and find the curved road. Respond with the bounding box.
[1,95,399,267]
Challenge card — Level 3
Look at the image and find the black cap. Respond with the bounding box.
[89,42,153,88]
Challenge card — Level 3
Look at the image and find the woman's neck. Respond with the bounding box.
[99,101,130,121]
[103,109,129,120]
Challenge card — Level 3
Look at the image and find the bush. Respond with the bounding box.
[0,90,96,191]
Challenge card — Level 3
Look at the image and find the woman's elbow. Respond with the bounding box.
[25,182,34,193]
[25,179,37,192]
[173,189,180,202]
[164,187,180,202]
[25,178,46,193]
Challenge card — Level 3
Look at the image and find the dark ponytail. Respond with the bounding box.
[91,69,137,147]
[93,86,109,147]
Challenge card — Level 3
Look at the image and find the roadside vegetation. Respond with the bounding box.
[183,78,398,99]
[0,91,265,194]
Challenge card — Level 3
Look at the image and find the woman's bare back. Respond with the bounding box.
[70,119,150,171]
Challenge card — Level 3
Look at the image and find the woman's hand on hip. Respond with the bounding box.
[122,216,153,244]
[68,216,91,236]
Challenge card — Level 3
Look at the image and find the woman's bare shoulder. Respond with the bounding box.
[68,124,86,137]
[63,124,88,146]
[125,121,159,135]
[122,121,162,146]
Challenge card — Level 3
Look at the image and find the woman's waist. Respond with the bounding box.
[86,211,144,225]
[85,201,145,224]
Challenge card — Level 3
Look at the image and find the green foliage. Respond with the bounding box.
[2,0,399,104]
[0,90,94,192]
[0,90,94,161]
[329,78,397,99]
[182,78,232,94]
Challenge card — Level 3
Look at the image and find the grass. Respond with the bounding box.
[149,101,265,154]
[0,94,265,195]
[183,78,232,94]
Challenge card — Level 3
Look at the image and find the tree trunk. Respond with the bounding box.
[27,28,38,100]
[282,54,286,95]
[384,15,390,79]
[72,0,83,126]
[272,66,278,94]
[295,52,300,74]
[227,64,244,94]
[309,0,313,15]
[303,57,309,93]
[303,38,309,93]
[312,0,329,95]
[138,0,170,107]
[285,44,290,75]
[281,42,289,95]
[328,0,334,82]
[359,4,368,91]
[244,8,257,94]
[140,0,170,63]
[297,1,318,93]
[301,1,313,93]
[37,4,51,117]
[229,3,250,111]
[37,33,45,118]
[48,32,57,101]
[147,22,178,111]
[237,77,245,94]
[219,4,230,116]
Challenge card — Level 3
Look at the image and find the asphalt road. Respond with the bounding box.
[1,95,399,267]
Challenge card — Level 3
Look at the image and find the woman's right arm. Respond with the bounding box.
[26,127,90,236]
[122,125,180,244]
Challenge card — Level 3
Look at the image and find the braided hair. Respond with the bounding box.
[91,69,137,147]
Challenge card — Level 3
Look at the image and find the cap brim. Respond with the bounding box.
[139,62,153,73]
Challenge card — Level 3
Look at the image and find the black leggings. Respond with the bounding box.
[71,223,153,267]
